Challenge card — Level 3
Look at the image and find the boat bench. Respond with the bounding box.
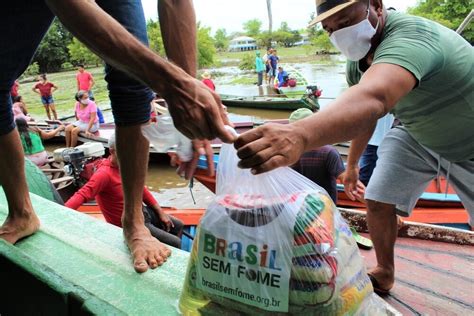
[0,190,188,315]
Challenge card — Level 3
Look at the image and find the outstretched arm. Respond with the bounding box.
[45,0,234,142]
[235,63,417,174]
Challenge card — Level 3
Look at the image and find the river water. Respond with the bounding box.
[47,58,348,191]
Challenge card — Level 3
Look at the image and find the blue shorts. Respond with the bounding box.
[41,95,54,105]
[0,0,153,136]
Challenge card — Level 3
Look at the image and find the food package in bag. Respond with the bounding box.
[179,142,386,316]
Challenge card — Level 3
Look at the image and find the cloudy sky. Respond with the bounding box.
[141,0,418,34]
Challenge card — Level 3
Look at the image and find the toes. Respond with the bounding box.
[133,251,149,273]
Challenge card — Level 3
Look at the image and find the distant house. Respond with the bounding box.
[228,36,258,52]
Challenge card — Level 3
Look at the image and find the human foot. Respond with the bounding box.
[124,224,172,273]
[0,211,40,244]
[367,266,394,295]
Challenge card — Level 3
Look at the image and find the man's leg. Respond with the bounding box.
[0,130,40,243]
[364,127,438,291]
[98,0,167,273]
[0,2,55,244]
[116,125,170,272]
[366,200,398,291]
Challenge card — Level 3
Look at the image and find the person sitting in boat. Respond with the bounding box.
[12,95,33,121]
[201,71,215,91]
[15,118,65,167]
[289,108,365,203]
[276,66,289,88]
[65,90,100,148]
[65,134,184,248]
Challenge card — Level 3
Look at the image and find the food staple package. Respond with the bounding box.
[179,143,385,315]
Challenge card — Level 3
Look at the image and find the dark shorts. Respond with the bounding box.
[0,0,153,136]
[41,95,54,105]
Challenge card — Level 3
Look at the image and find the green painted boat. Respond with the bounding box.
[220,94,319,111]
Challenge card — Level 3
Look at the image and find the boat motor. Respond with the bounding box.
[53,142,105,186]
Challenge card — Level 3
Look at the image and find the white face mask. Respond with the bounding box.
[329,5,379,61]
[80,98,89,105]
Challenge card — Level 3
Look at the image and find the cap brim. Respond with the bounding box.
[308,2,358,27]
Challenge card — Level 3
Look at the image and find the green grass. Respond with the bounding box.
[217,45,340,65]
[20,67,109,119]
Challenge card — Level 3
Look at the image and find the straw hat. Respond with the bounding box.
[201,71,211,79]
[289,108,314,123]
[308,0,361,27]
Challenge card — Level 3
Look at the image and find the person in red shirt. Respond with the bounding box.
[10,80,19,99]
[76,64,95,99]
[32,74,58,120]
[201,71,215,91]
[65,134,184,248]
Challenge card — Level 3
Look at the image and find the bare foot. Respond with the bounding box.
[123,224,172,273]
[368,265,395,293]
[0,211,40,244]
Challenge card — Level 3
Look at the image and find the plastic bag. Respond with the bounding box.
[141,113,193,161]
[179,141,386,315]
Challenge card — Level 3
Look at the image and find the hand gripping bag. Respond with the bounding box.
[179,142,386,316]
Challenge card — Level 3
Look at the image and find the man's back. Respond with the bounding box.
[292,145,345,203]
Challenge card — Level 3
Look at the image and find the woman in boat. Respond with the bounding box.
[12,95,32,121]
[65,90,100,147]
[15,118,65,166]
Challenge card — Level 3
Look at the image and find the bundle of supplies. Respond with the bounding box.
[179,142,385,315]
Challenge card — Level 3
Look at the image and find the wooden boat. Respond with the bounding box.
[5,160,473,315]
[191,154,471,229]
[219,93,319,111]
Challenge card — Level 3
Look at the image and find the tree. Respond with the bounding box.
[33,19,72,73]
[147,20,164,55]
[311,30,334,53]
[272,22,302,47]
[197,24,216,68]
[243,19,262,38]
[214,28,229,51]
[68,38,102,66]
[408,0,473,43]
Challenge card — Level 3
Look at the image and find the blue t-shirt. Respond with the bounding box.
[268,55,279,68]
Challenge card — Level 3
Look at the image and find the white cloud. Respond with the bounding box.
[141,0,417,34]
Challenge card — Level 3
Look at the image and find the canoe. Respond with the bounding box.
[192,154,471,230]
[219,93,319,111]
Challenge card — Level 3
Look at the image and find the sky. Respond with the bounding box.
[141,0,418,35]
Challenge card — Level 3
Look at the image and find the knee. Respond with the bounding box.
[367,200,396,215]
[72,127,81,134]
[65,125,74,132]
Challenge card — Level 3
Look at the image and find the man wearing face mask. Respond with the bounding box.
[234,0,474,294]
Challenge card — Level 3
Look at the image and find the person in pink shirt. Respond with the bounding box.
[12,96,32,121]
[76,64,95,99]
[201,71,215,91]
[65,90,100,147]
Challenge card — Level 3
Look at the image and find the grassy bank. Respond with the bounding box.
[217,45,341,66]
[20,67,108,119]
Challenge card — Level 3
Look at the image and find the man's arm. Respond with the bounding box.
[44,0,234,142]
[158,0,196,77]
[235,63,417,173]
[65,171,108,209]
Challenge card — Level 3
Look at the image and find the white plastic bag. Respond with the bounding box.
[141,113,193,161]
[179,141,385,315]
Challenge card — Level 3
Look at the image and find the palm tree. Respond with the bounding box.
[266,0,273,47]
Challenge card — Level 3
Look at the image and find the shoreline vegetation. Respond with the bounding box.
[21,46,341,119]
